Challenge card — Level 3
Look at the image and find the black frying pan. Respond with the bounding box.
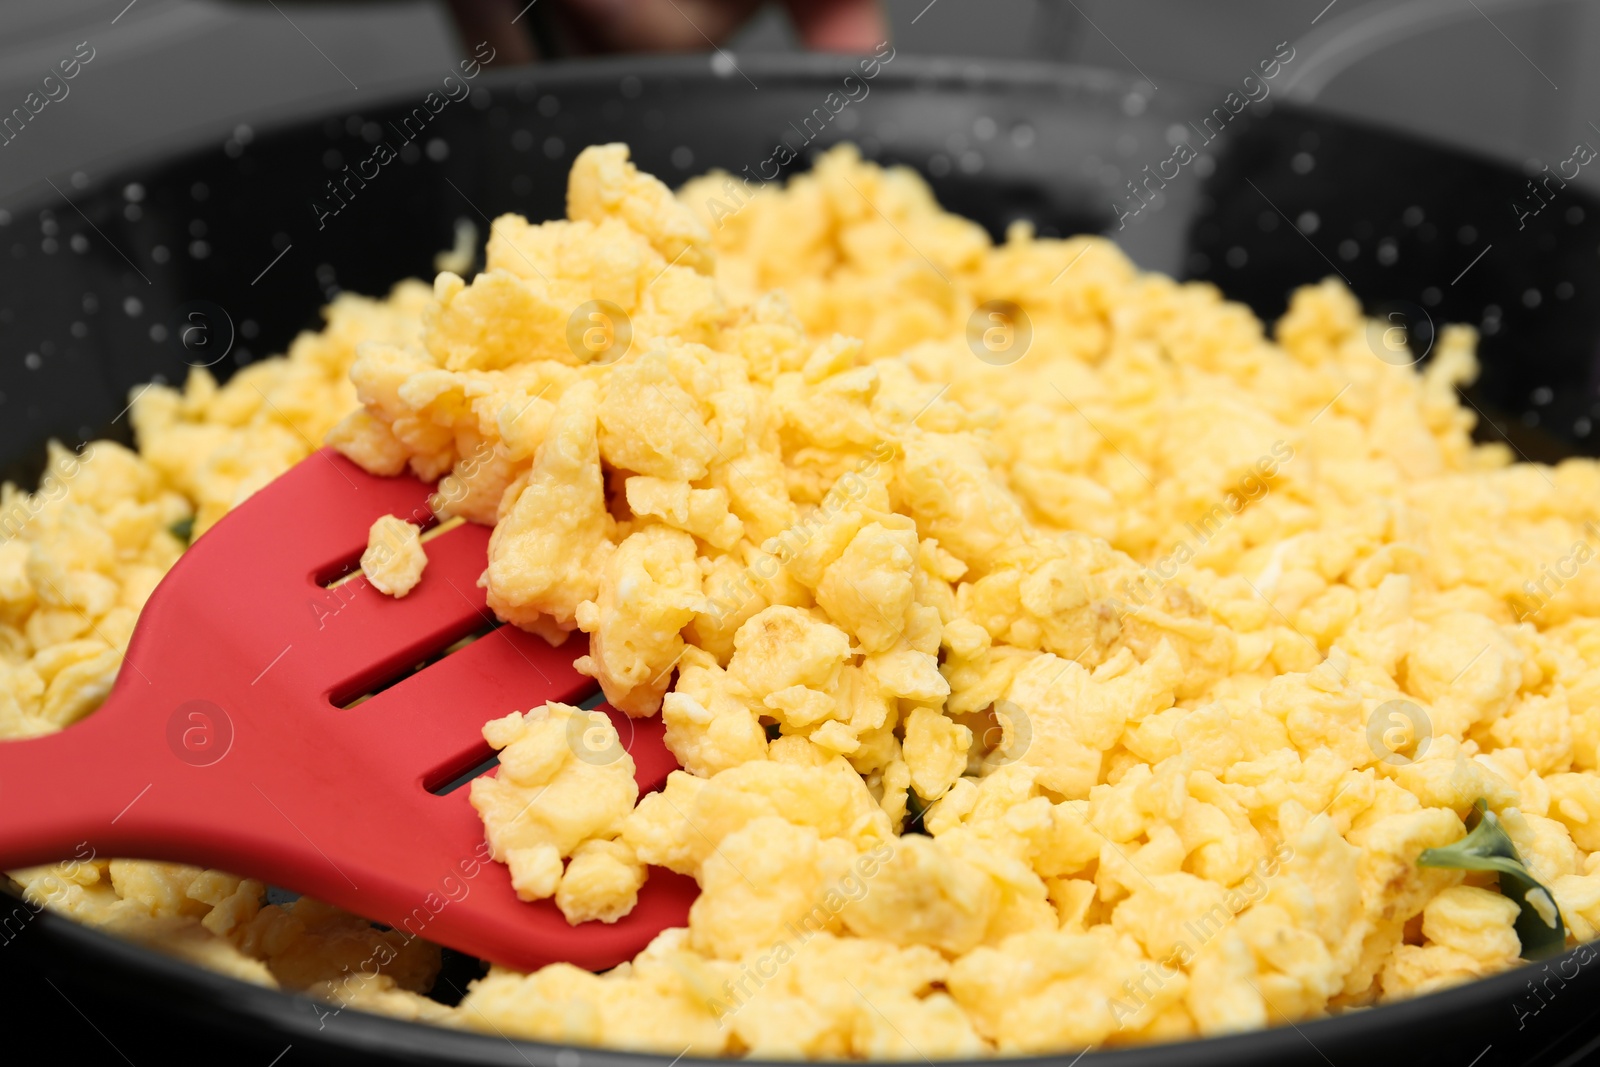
[3,53,1600,1067]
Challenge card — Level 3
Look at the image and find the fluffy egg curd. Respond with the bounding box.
[7,141,1600,1057]
[362,513,429,597]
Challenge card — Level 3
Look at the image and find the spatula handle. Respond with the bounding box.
[0,708,155,870]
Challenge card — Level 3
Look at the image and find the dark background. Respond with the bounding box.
[5,0,1600,205]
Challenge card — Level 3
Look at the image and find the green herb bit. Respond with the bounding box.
[1417,798,1566,960]
[168,516,195,545]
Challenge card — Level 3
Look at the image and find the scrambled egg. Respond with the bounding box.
[361,514,428,597]
[471,702,643,922]
[8,139,1600,1057]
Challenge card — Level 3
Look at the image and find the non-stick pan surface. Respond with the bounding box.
[4,53,1600,1067]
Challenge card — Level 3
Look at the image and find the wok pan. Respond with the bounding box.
[3,52,1600,1067]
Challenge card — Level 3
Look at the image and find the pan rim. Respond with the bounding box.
[12,879,1600,1066]
[0,50,1537,216]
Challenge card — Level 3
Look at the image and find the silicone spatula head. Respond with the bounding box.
[0,447,697,971]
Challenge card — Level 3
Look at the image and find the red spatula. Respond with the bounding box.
[0,447,697,971]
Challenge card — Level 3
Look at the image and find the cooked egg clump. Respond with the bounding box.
[472,701,644,923]
[361,514,428,597]
[9,141,1600,1056]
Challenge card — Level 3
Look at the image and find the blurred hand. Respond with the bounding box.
[446,0,888,64]
[444,0,889,63]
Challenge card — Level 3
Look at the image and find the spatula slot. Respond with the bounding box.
[315,549,368,590]
[425,745,501,795]
[336,618,501,709]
